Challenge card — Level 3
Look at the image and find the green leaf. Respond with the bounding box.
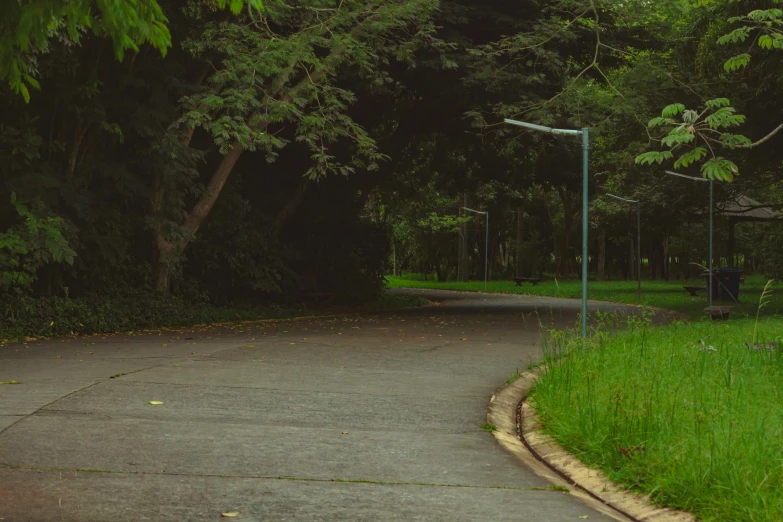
[704,107,745,129]
[759,35,775,49]
[648,117,676,128]
[705,98,731,109]
[701,157,739,182]
[720,133,752,149]
[661,104,685,118]
[674,148,707,169]
[717,27,751,46]
[724,54,752,72]
[635,151,673,165]
[748,9,783,22]
[661,128,696,147]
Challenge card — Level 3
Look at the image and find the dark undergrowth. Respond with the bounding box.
[0,291,426,342]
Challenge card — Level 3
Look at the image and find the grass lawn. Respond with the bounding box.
[534,318,783,521]
[387,274,783,319]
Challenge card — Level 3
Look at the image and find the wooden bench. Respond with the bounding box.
[705,306,734,321]
[513,277,541,287]
[683,285,702,296]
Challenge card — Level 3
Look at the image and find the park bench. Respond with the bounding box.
[704,306,734,321]
[683,285,702,296]
[513,276,541,287]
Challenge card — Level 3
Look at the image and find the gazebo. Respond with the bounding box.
[719,195,782,267]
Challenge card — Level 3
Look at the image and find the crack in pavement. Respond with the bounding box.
[0,464,564,492]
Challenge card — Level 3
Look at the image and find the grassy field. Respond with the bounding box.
[534,318,783,521]
[387,274,783,319]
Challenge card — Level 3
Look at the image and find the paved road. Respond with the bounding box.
[0,290,640,521]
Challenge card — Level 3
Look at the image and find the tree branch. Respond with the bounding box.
[739,122,783,148]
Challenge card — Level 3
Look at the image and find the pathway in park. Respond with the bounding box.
[1,290,640,521]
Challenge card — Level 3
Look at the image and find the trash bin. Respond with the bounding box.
[713,268,743,302]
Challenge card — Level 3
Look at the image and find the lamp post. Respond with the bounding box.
[462,206,489,291]
[665,170,713,307]
[606,194,641,301]
[504,119,590,338]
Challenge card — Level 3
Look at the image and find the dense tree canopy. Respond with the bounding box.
[1,0,781,313]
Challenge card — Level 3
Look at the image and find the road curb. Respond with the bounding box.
[488,371,695,522]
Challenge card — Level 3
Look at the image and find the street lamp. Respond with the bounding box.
[504,119,589,338]
[606,193,641,300]
[665,170,713,307]
[462,206,489,291]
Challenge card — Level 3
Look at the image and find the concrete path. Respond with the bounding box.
[0,290,638,521]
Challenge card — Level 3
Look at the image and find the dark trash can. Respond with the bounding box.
[711,268,743,302]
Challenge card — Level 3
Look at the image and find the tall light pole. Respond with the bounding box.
[606,193,641,301]
[665,170,713,307]
[462,206,489,291]
[504,119,589,338]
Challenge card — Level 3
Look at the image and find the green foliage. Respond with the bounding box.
[636,99,752,181]
[700,157,739,182]
[0,293,244,340]
[0,289,421,341]
[673,147,706,169]
[719,3,783,71]
[0,194,76,293]
[1,0,264,101]
[635,150,673,165]
[661,103,685,118]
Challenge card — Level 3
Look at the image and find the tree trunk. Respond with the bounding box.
[148,27,359,292]
[152,233,175,292]
[273,178,309,231]
[597,229,606,281]
[556,187,572,277]
[727,219,736,268]
[515,207,524,277]
[458,192,471,281]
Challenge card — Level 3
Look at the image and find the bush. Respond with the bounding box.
[0,289,426,341]
[0,293,274,341]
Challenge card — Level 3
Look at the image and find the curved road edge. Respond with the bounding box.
[488,371,696,522]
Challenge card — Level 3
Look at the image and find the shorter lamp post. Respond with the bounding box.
[504,118,590,338]
[462,206,489,291]
[606,194,641,300]
[665,170,713,307]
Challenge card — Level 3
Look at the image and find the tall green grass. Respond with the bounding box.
[534,317,783,521]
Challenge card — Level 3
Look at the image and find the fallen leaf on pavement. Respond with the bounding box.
[342,431,349,435]
[221,513,239,518]
[148,401,164,405]
[0,381,21,385]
